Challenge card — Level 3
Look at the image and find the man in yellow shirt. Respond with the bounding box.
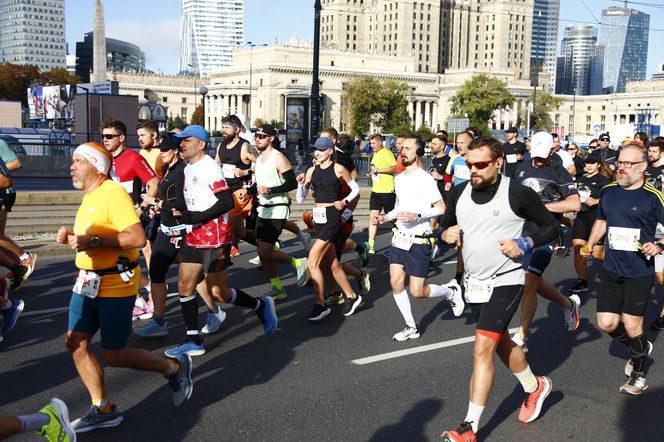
[365,133,396,254]
[57,142,192,434]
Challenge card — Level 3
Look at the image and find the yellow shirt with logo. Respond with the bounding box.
[370,147,397,193]
[140,148,163,179]
[73,179,141,298]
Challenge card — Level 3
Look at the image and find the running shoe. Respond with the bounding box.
[357,268,371,295]
[166,354,193,406]
[307,304,331,321]
[650,315,664,331]
[141,300,154,320]
[325,292,345,306]
[620,372,648,395]
[9,265,27,290]
[295,257,309,287]
[71,404,123,433]
[2,297,24,333]
[230,246,240,257]
[624,340,653,377]
[518,376,552,423]
[165,339,206,358]
[20,252,38,281]
[366,242,375,255]
[257,295,278,334]
[432,243,439,260]
[201,306,226,334]
[298,231,311,250]
[440,421,477,442]
[511,332,529,353]
[393,325,420,341]
[445,278,464,317]
[35,397,76,442]
[554,245,568,258]
[134,319,168,337]
[357,242,370,268]
[564,294,581,332]
[264,286,287,301]
[569,279,588,295]
[249,255,262,266]
[342,294,363,316]
[131,305,145,321]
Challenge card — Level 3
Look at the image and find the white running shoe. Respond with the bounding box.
[393,325,420,341]
[445,278,464,317]
[249,255,262,266]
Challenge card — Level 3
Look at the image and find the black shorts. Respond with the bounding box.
[0,191,16,212]
[572,210,597,241]
[180,244,232,273]
[369,192,396,213]
[389,242,432,278]
[144,214,160,243]
[470,285,523,335]
[149,229,184,283]
[256,217,286,244]
[335,217,354,259]
[314,206,341,243]
[597,268,654,316]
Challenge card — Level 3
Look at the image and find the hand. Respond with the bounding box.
[498,239,522,259]
[234,168,245,178]
[371,214,386,225]
[141,193,156,206]
[517,153,524,161]
[394,211,417,223]
[257,185,269,195]
[296,173,305,184]
[56,226,73,244]
[580,243,594,258]
[67,234,92,252]
[172,209,182,217]
[370,165,378,174]
[585,197,599,207]
[333,199,346,210]
[642,242,663,257]
[442,225,462,245]
[444,183,451,191]
[430,170,442,180]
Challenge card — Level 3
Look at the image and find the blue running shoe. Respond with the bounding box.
[2,297,24,333]
[134,319,168,337]
[165,339,205,358]
[257,295,278,334]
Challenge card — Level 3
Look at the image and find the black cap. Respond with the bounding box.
[505,126,518,134]
[586,150,602,163]
[256,124,277,137]
[599,133,610,141]
[157,134,180,151]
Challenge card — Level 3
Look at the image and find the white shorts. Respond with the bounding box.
[656,253,664,273]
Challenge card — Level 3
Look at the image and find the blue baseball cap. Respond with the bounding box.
[312,137,334,150]
[172,125,209,143]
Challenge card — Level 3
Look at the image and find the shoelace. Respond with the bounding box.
[456,421,474,434]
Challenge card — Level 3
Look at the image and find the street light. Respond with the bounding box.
[246,41,267,127]
[199,86,208,128]
[188,63,198,123]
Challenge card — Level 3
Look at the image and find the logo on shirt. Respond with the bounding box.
[631,206,638,212]
[493,210,500,216]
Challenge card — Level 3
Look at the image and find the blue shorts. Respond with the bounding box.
[68,293,135,350]
[523,241,555,276]
[389,242,431,278]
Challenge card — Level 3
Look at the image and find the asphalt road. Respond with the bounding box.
[1,230,663,441]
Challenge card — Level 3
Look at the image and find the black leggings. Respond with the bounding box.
[149,229,184,283]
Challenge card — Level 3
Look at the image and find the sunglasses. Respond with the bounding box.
[102,134,121,140]
[255,133,271,140]
[600,138,610,141]
[465,159,494,170]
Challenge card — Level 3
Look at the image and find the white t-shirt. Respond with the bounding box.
[394,167,442,236]
[555,149,574,169]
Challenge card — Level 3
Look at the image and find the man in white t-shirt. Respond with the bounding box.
[552,133,576,177]
[373,135,464,341]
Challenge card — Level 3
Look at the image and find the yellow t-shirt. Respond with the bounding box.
[73,179,141,298]
[140,148,163,179]
[370,147,397,193]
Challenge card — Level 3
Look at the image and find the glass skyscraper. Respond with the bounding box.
[555,25,603,96]
[598,7,649,93]
[531,0,560,92]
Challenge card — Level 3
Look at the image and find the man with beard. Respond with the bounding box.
[372,135,464,341]
[582,144,664,395]
[439,136,559,441]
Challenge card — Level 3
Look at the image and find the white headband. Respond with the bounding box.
[74,144,111,175]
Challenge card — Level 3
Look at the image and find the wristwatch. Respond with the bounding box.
[90,236,102,248]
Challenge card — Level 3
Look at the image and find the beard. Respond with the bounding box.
[470,174,492,190]
[617,173,641,188]
[72,176,84,189]
[222,132,236,143]
[401,156,416,167]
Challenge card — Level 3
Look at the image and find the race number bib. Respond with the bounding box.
[578,186,591,204]
[455,165,471,181]
[506,154,518,164]
[73,270,101,299]
[221,164,237,179]
[313,207,328,224]
[463,274,495,304]
[607,227,640,252]
[391,231,414,251]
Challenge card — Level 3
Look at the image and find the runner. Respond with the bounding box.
[364,133,396,255]
[57,142,192,432]
[165,126,277,357]
[439,136,559,441]
[0,398,75,441]
[581,143,664,395]
[371,135,464,341]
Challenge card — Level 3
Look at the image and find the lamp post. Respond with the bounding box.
[188,63,198,123]
[246,41,267,128]
[199,86,208,129]
[531,10,541,136]
[310,0,322,145]
[77,85,91,142]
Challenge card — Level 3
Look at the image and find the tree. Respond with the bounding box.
[270,120,285,130]
[415,125,434,143]
[253,117,265,128]
[449,73,514,132]
[0,63,42,106]
[42,68,80,86]
[168,115,187,131]
[341,76,414,137]
[530,91,563,132]
[190,104,204,126]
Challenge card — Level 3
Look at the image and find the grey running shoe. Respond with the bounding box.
[393,325,420,341]
[71,404,123,433]
[167,354,193,406]
[134,319,168,337]
[295,258,309,287]
[620,372,648,395]
[357,268,371,295]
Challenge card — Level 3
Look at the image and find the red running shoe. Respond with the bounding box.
[440,422,477,442]
[518,376,552,423]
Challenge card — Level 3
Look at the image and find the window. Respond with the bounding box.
[182,97,187,104]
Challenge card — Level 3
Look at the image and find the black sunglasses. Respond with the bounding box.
[103,134,121,140]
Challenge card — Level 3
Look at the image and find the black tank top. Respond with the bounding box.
[217,138,252,190]
[311,163,341,203]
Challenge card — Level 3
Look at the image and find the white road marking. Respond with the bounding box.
[22,307,69,317]
[351,327,520,365]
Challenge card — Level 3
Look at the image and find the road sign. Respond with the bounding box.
[593,124,601,133]
[448,118,470,133]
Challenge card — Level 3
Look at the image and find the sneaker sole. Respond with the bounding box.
[521,376,552,423]
[307,308,331,322]
[261,296,278,334]
[566,295,581,332]
[164,348,206,358]
[50,398,75,439]
[342,295,363,316]
[271,293,288,301]
[135,330,168,337]
[620,382,649,395]
[23,254,37,281]
[3,300,24,333]
[393,332,420,342]
[74,415,124,433]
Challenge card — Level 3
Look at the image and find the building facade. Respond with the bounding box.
[179,0,244,77]
[598,6,649,94]
[0,0,66,70]
[555,25,603,96]
[76,32,146,83]
[531,0,559,92]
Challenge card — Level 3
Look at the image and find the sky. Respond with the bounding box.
[65,0,664,78]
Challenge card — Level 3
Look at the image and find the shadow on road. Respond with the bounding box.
[369,398,443,442]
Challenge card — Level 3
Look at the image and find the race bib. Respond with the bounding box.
[313,207,328,224]
[455,165,470,181]
[464,274,495,304]
[73,270,101,299]
[578,186,591,204]
[506,154,518,164]
[371,172,381,182]
[391,231,414,251]
[607,227,640,252]
[222,164,237,179]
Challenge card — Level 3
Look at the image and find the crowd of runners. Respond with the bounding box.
[2,116,664,442]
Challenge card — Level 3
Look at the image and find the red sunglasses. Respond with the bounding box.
[465,159,495,170]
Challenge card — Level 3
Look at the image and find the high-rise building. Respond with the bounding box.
[531,0,559,92]
[555,25,603,96]
[598,6,649,93]
[0,0,66,70]
[75,32,146,83]
[179,0,244,77]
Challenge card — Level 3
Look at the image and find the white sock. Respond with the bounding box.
[393,290,416,328]
[513,365,539,393]
[464,401,485,433]
[428,283,453,299]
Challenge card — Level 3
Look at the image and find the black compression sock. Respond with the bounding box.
[608,322,629,345]
[628,334,649,374]
[179,294,200,344]
[230,288,261,311]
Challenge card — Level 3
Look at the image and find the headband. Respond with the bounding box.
[74,144,111,175]
[222,121,241,128]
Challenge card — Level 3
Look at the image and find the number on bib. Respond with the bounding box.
[73,270,101,299]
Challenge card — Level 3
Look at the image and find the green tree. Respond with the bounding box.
[530,91,563,132]
[341,76,413,137]
[415,125,434,143]
[253,117,265,128]
[270,120,285,130]
[190,104,204,126]
[449,74,514,131]
[168,115,187,130]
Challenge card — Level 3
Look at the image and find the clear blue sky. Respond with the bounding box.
[65,0,664,77]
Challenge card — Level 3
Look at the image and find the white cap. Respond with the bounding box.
[234,113,249,130]
[530,132,553,158]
